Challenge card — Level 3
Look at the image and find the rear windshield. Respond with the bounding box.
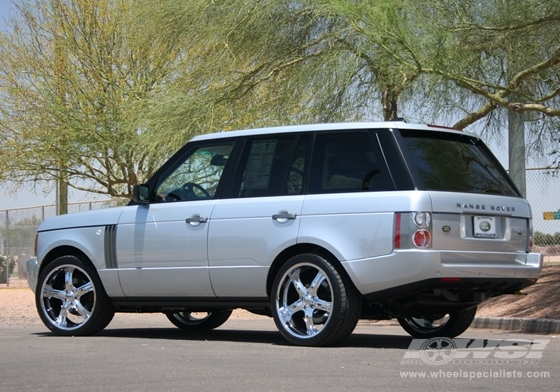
[400,130,519,196]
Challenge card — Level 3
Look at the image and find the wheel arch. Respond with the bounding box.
[38,246,93,279]
[266,243,354,298]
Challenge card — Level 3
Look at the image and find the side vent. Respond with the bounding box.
[104,225,118,269]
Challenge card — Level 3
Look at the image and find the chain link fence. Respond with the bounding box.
[1,169,559,285]
[526,168,560,261]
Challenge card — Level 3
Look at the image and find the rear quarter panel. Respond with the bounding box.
[298,191,432,261]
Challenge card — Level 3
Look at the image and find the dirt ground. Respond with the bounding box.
[1,264,559,325]
[476,263,560,319]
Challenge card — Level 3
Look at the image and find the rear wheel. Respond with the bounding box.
[36,256,114,336]
[271,253,361,346]
[397,307,477,338]
[165,310,232,331]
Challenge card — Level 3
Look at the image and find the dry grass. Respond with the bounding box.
[477,264,560,319]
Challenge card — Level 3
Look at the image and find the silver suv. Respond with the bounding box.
[27,122,542,346]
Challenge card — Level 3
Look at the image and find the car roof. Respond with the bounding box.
[190,121,476,141]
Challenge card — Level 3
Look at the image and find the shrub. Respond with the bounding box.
[0,255,16,284]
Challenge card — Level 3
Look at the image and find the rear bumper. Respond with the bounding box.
[362,276,535,303]
[342,250,542,300]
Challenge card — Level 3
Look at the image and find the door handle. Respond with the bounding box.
[272,211,297,222]
[186,214,208,226]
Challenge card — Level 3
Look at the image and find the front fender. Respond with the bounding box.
[26,257,38,293]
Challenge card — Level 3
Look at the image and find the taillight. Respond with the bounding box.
[413,229,431,248]
[394,212,432,249]
[34,233,38,256]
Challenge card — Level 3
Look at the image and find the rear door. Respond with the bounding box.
[298,130,396,261]
[208,134,309,297]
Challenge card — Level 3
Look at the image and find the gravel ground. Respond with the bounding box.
[2,264,558,325]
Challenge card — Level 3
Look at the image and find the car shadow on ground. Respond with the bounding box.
[33,327,416,349]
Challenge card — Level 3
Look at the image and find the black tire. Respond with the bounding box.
[36,256,115,336]
[165,310,232,331]
[271,253,361,346]
[397,306,477,339]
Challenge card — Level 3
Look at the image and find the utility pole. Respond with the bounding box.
[508,109,526,197]
[5,210,9,287]
[54,2,69,215]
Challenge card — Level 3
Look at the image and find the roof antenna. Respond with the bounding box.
[391,117,407,122]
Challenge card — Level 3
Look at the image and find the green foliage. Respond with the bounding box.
[0,0,204,197]
[534,231,560,247]
[0,255,16,284]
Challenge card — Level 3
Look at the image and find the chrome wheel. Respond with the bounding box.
[276,263,333,338]
[397,307,477,338]
[166,310,232,331]
[271,253,361,346]
[36,256,114,335]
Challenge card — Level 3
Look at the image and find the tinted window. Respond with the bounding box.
[287,136,309,195]
[309,132,388,194]
[400,130,518,196]
[235,135,304,197]
[156,143,234,202]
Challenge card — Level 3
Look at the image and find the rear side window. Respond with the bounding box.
[309,131,388,194]
[400,130,519,196]
[234,135,307,197]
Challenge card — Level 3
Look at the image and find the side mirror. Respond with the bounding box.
[132,184,150,204]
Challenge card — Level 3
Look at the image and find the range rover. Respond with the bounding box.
[27,122,542,346]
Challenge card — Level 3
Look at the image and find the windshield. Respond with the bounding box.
[400,130,519,196]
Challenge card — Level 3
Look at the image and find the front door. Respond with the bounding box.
[116,141,236,297]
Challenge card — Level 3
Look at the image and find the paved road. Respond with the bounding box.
[1,315,558,391]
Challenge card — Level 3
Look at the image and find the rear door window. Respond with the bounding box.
[233,134,307,197]
[399,130,519,196]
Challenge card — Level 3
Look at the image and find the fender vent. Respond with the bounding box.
[104,225,118,269]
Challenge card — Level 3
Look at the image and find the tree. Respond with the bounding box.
[0,0,214,200]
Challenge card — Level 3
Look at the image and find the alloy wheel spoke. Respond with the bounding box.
[279,299,304,324]
[75,281,94,298]
[303,307,318,336]
[63,268,75,290]
[56,303,70,328]
[42,284,66,301]
[73,300,91,320]
[288,269,308,297]
[313,298,333,314]
[287,299,305,315]
[308,271,327,296]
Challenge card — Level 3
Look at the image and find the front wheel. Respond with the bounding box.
[271,253,361,346]
[397,307,477,339]
[36,256,115,336]
[165,310,232,331]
